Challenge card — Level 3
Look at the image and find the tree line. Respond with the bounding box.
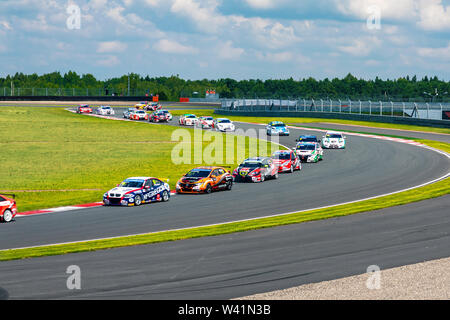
[1,71,449,102]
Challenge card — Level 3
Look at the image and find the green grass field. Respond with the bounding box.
[0,107,276,212]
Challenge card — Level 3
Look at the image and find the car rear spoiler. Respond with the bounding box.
[2,193,16,199]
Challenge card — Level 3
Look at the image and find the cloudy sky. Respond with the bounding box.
[0,0,449,80]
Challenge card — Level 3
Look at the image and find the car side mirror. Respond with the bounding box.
[318,139,321,143]
[145,186,150,189]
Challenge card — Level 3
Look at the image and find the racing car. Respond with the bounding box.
[129,110,149,121]
[76,104,92,114]
[149,110,172,122]
[0,194,17,223]
[176,167,233,194]
[145,102,162,112]
[322,131,346,149]
[135,101,149,110]
[213,118,236,132]
[196,116,214,129]
[96,105,115,116]
[295,142,323,162]
[271,150,302,173]
[296,135,320,143]
[266,121,289,136]
[232,157,279,182]
[103,177,171,206]
[179,114,198,126]
[123,107,135,119]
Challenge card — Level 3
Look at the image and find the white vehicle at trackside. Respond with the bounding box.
[295,142,323,163]
[322,131,346,149]
[213,118,235,132]
[196,116,215,129]
[96,105,115,115]
[179,114,198,126]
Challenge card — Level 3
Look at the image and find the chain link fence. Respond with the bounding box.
[220,98,450,121]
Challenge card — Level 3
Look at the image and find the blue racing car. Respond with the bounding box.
[103,177,171,206]
[266,121,290,136]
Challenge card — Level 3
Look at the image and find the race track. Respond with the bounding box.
[0,108,449,299]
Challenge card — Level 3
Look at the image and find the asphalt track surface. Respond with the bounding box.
[0,108,449,299]
[292,122,450,143]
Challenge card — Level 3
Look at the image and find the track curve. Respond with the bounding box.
[1,110,448,251]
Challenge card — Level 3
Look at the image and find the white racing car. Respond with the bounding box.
[196,116,215,129]
[295,142,323,163]
[213,118,235,132]
[322,131,346,149]
[179,114,198,126]
[96,105,115,115]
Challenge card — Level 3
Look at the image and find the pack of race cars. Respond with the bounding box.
[1,108,347,220]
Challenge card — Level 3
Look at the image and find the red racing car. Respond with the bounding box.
[271,150,302,173]
[76,104,92,114]
[0,194,17,223]
[149,110,172,122]
[232,157,279,182]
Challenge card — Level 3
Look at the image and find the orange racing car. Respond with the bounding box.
[176,166,233,194]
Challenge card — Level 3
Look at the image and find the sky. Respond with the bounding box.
[0,0,449,80]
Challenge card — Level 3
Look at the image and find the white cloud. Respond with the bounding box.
[97,55,120,67]
[418,42,450,61]
[97,41,128,53]
[217,41,245,60]
[417,0,450,31]
[155,39,198,54]
[171,0,227,33]
[337,37,381,57]
[245,0,277,9]
[335,0,418,21]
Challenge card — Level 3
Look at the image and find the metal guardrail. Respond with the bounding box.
[220,99,450,121]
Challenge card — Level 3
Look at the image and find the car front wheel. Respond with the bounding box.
[1,209,13,223]
[134,195,142,206]
[162,190,170,202]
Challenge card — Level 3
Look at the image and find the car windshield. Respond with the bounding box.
[185,169,211,178]
[102,107,111,109]
[297,144,315,150]
[240,161,262,168]
[218,119,231,123]
[272,123,285,127]
[204,117,213,120]
[298,137,317,142]
[119,180,144,188]
[326,134,342,138]
[186,115,196,118]
[272,153,291,160]
[162,111,170,114]
[137,111,145,114]
[128,108,134,111]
